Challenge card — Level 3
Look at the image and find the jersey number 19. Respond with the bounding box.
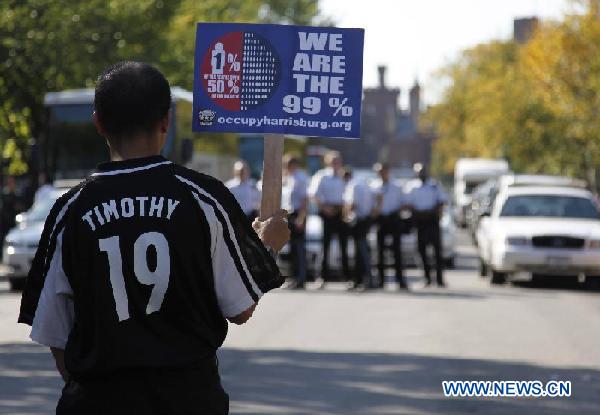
[99,232,170,321]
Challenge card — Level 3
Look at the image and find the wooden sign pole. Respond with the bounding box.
[260,134,284,219]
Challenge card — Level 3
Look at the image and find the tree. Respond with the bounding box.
[163,0,321,88]
[0,0,179,174]
[521,2,600,188]
[425,41,526,174]
[425,2,598,187]
[0,0,322,175]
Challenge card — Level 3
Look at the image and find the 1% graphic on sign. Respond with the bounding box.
[281,95,353,116]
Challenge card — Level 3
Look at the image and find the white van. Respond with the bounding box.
[454,158,510,227]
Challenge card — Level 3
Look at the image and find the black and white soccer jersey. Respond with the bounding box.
[19,155,283,378]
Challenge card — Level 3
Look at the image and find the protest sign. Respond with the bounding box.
[192,23,364,217]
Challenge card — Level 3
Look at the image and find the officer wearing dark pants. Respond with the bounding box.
[372,163,407,290]
[353,217,372,287]
[408,163,448,287]
[282,155,308,289]
[309,151,349,285]
[376,215,404,288]
[321,211,349,282]
[343,170,375,289]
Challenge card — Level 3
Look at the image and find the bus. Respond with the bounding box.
[41,87,194,180]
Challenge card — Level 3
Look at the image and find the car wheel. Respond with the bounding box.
[490,270,506,285]
[531,273,545,285]
[9,277,26,292]
[479,259,488,277]
[585,275,600,290]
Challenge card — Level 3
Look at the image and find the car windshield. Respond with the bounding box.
[25,193,62,223]
[500,195,600,219]
[465,181,481,195]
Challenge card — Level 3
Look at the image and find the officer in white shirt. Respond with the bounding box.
[344,170,375,289]
[226,160,260,221]
[308,151,349,284]
[408,163,448,287]
[372,163,408,289]
[282,155,308,289]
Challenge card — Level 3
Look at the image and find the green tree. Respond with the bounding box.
[162,0,321,88]
[0,0,322,174]
[0,0,179,174]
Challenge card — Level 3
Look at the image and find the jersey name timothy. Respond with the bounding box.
[81,196,181,231]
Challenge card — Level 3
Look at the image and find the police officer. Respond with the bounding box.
[344,169,375,289]
[408,163,448,287]
[372,163,408,290]
[282,154,308,289]
[309,151,349,286]
[226,160,260,221]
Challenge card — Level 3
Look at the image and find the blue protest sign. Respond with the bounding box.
[192,23,364,139]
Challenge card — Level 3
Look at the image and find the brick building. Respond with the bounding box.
[311,66,435,171]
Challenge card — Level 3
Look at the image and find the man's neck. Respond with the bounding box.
[109,136,162,161]
[110,150,161,161]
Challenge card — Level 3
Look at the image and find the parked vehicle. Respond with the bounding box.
[470,174,587,246]
[476,184,600,286]
[2,188,67,290]
[466,179,499,243]
[41,87,193,180]
[453,158,510,228]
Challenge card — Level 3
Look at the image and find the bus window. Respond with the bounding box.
[47,103,108,179]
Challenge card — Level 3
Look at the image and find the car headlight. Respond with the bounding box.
[589,239,600,249]
[506,236,530,246]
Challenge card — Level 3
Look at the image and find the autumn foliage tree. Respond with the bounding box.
[522,0,600,188]
[427,1,600,189]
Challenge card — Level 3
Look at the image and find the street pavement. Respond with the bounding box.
[0,231,599,414]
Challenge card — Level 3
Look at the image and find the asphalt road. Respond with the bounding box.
[0,231,599,414]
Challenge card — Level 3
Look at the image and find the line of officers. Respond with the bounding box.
[226,151,448,291]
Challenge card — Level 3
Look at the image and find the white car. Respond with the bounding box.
[476,185,600,285]
[2,189,67,290]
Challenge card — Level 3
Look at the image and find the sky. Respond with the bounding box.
[319,0,572,107]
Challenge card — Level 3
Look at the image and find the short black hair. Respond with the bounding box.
[94,61,171,138]
[283,154,300,167]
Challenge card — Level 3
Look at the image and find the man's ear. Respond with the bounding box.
[92,112,108,137]
[159,110,171,134]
